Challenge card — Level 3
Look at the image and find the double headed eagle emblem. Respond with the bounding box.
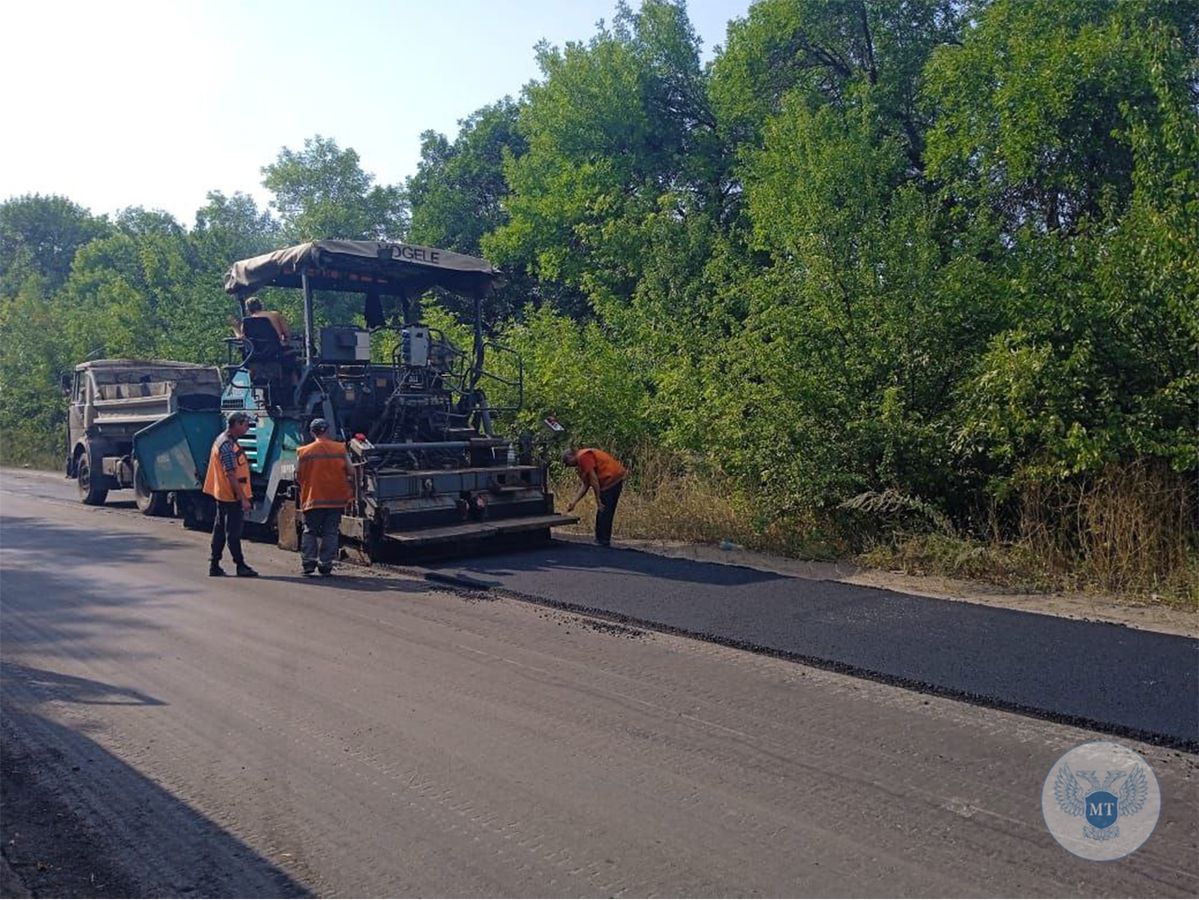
[1054,762,1150,841]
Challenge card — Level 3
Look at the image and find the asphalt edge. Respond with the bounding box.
[407,567,1199,753]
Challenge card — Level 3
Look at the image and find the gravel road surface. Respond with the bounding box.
[1,469,1197,897]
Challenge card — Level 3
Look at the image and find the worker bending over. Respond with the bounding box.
[296,418,355,576]
[563,447,627,547]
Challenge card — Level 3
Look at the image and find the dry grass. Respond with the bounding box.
[860,534,1057,595]
[1020,460,1195,598]
[863,462,1198,609]
[558,450,1197,609]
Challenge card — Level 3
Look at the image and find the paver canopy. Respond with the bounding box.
[223,240,500,299]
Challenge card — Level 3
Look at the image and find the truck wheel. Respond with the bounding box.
[77,455,108,506]
[133,460,170,516]
[179,492,215,531]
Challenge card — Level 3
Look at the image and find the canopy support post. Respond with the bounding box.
[301,271,314,365]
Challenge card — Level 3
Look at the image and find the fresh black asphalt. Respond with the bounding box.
[426,542,1199,748]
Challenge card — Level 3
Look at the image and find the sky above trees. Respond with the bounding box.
[1,0,748,225]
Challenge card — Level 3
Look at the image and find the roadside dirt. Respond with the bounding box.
[576,535,1199,639]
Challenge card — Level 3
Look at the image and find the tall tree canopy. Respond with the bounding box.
[0,194,110,298]
[261,135,407,241]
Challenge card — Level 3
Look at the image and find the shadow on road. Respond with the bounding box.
[0,512,191,559]
[1,667,311,898]
[0,514,201,662]
[0,661,166,707]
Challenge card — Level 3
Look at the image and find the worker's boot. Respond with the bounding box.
[209,562,227,577]
[235,562,259,578]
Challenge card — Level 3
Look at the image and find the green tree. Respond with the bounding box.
[261,135,407,241]
[929,0,1198,489]
[485,0,720,314]
[924,0,1197,236]
[0,276,74,465]
[710,0,960,171]
[191,190,280,266]
[56,208,208,363]
[697,1,980,512]
[408,100,526,254]
[0,194,110,299]
[407,100,551,322]
[498,305,653,454]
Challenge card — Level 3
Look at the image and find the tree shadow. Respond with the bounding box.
[0,660,166,707]
[0,514,201,662]
[0,512,191,562]
[1,669,312,897]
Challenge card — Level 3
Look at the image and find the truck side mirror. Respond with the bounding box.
[58,372,72,395]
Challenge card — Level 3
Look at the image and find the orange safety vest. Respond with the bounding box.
[203,433,251,503]
[296,438,354,511]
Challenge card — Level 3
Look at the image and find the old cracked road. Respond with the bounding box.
[1,468,1196,897]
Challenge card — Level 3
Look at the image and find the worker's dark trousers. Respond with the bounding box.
[595,480,624,546]
[301,508,342,571]
[210,501,246,565]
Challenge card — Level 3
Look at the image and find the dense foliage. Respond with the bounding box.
[2,0,1194,583]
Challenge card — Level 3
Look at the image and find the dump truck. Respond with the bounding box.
[216,239,576,561]
[65,359,223,518]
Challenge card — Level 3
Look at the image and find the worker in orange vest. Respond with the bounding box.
[562,447,627,547]
[202,411,259,577]
[296,418,355,576]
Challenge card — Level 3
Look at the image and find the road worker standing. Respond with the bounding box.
[203,411,259,577]
[296,418,355,576]
[563,447,627,547]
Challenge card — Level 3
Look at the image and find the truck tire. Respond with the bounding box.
[133,460,171,517]
[179,492,216,531]
[76,454,108,506]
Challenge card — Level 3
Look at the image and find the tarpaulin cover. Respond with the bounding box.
[223,240,500,299]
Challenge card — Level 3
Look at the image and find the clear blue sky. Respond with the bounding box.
[2,0,749,226]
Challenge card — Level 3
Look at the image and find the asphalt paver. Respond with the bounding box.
[427,542,1199,746]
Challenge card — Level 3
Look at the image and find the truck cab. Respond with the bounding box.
[66,359,222,506]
